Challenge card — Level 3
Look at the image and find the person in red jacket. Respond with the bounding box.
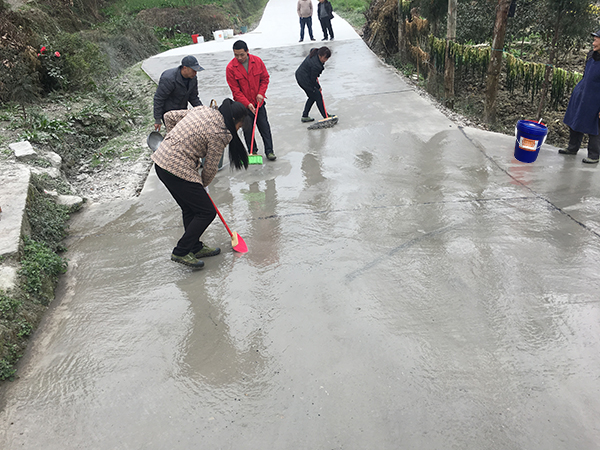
[226,40,276,161]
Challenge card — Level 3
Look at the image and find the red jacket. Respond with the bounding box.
[226,54,270,108]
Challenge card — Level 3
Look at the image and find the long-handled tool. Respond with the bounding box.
[307,87,338,130]
[206,193,248,253]
[248,100,263,165]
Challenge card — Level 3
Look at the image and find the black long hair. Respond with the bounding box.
[219,98,248,170]
[309,46,331,59]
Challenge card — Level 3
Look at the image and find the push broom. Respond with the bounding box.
[248,100,263,165]
[307,86,338,130]
[206,193,248,253]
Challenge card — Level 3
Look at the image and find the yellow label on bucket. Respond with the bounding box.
[519,137,538,151]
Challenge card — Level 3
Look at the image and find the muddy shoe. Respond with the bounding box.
[558,149,578,155]
[301,116,315,123]
[171,252,204,268]
[194,245,221,258]
[266,151,277,161]
[582,157,599,164]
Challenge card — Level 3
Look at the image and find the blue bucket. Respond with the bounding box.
[514,120,548,163]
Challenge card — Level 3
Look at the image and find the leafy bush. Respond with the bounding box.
[37,33,108,92]
[19,236,68,301]
[26,181,71,252]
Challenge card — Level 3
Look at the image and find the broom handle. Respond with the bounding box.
[320,89,328,117]
[206,192,233,238]
[250,100,262,154]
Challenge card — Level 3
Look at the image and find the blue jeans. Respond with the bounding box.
[299,17,314,40]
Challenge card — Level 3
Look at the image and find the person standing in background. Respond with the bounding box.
[317,0,334,41]
[297,0,315,42]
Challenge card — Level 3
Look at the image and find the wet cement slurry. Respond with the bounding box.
[2,1,600,448]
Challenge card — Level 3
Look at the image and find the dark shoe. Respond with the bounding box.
[558,148,578,155]
[266,152,277,161]
[299,39,303,42]
[301,116,315,123]
[194,245,221,258]
[330,37,334,41]
[171,252,204,268]
[310,38,316,41]
[322,37,328,41]
[582,157,599,164]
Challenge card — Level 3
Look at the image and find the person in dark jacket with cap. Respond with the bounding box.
[153,55,204,132]
[295,46,331,122]
[560,30,600,164]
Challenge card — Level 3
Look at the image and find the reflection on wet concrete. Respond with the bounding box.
[2,8,600,450]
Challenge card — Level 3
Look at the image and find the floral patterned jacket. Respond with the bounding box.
[151,106,231,186]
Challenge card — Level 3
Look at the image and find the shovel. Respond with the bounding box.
[206,193,248,253]
[147,131,164,152]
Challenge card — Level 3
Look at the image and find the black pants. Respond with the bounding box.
[319,18,333,39]
[155,165,216,256]
[298,83,326,118]
[299,17,314,40]
[567,124,600,160]
[243,106,273,154]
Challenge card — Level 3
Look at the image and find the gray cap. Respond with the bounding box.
[592,29,600,38]
[181,55,204,72]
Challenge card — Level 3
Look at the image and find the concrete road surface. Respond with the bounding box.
[1,0,600,448]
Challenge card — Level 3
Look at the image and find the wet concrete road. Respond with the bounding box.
[2,0,600,448]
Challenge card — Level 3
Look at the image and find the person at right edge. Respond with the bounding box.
[226,40,277,161]
[317,0,334,41]
[295,46,332,123]
[151,99,248,269]
[560,29,600,164]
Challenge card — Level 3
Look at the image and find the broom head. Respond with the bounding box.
[231,232,248,253]
[307,115,338,130]
[248,154,263,165]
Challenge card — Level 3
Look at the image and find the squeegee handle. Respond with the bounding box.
[206,192,233,238]
[250,100,262,154]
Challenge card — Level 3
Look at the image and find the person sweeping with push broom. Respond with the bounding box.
[295,46,337,129]
[226,40,277,163]
[151,99,249,269]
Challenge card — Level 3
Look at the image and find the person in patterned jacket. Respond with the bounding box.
[151,99,248,268]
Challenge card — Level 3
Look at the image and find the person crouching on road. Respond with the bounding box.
[559,29,600,164]
[295,46,332,123]
[151,99,248,269]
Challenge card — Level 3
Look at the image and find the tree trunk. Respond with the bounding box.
[398,1,405,58]
[483,0,511,124]
[535,21,561,120]
[444,0,457,107]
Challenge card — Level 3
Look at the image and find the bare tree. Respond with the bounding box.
[483,0,511,124]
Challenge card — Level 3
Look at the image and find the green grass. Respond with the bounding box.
[103,0,223,15]
[332,0,367,29]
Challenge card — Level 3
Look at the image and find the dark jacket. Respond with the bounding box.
[563,51,600,135]
[153,66,202,125]
[295,50,325,92]
[317,0,333,21]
